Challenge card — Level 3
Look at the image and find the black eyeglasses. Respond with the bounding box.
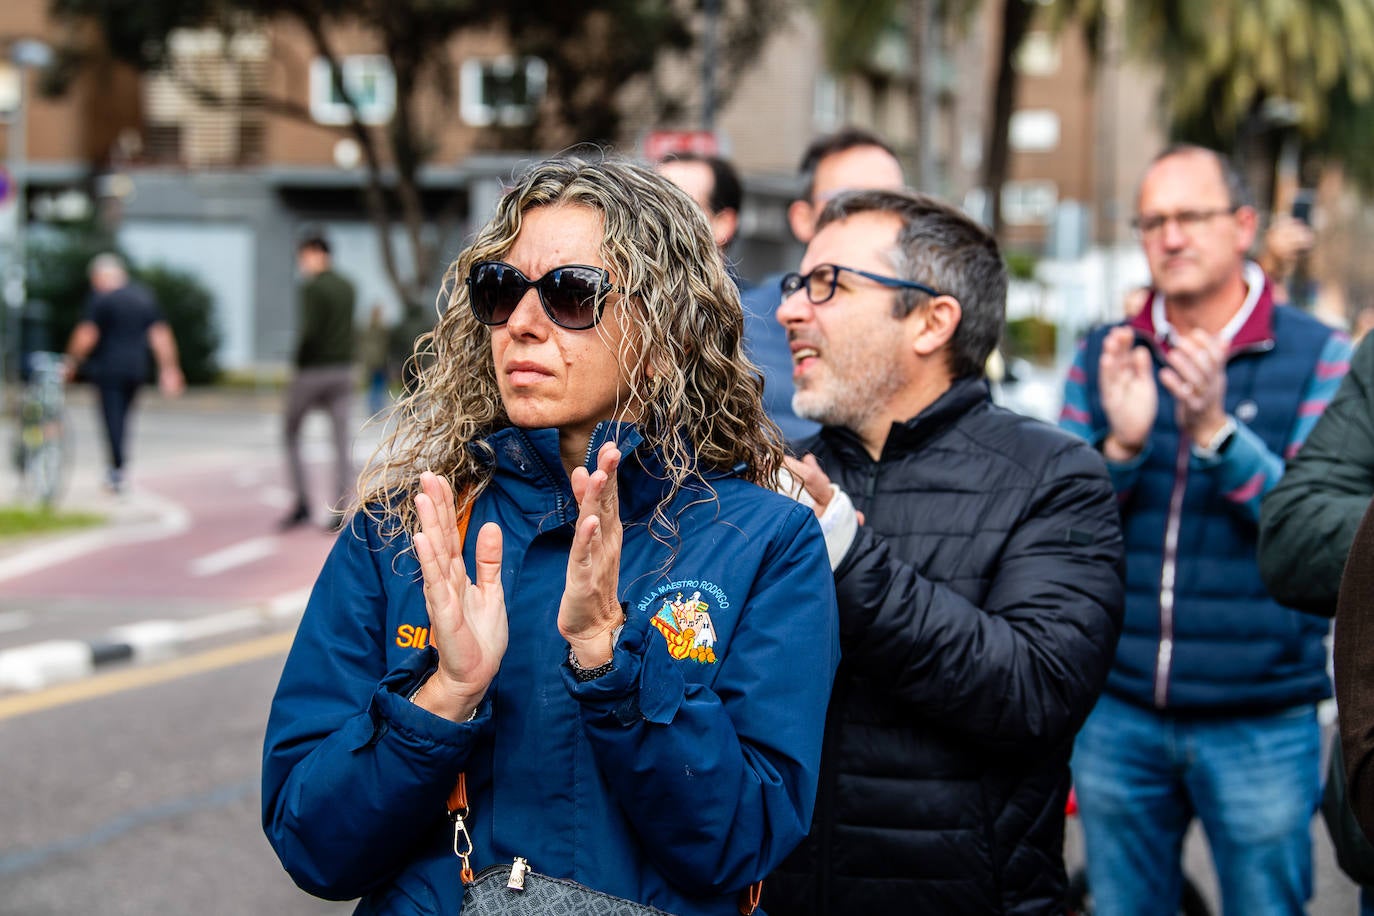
[780,263,944,305]
[466,261,623,330]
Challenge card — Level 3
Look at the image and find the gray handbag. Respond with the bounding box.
[462,858,674,916]
[448,773,760,916]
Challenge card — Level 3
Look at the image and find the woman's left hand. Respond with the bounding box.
[559,441,626,668]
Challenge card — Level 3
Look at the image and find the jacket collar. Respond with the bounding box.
[1129,261,1276,353]
[477,423,727,526]
[819,375,991,462]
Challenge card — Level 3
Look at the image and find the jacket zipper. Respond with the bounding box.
[1153,439,1190,708]
[1149,340,1270,707]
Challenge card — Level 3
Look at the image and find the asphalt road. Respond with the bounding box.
[0,387,1366,914]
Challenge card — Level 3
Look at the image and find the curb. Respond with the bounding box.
[0,587,311,694]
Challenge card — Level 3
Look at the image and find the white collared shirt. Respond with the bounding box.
[1148,261,1265,346]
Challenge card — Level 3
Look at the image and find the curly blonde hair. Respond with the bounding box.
[355,155,783,540]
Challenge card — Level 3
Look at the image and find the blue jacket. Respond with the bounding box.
[742,276,818,442]
[262,423,840,915]
[1060,279,1350,712]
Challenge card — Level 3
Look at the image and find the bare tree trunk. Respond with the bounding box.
[299,11,419,307]
[982,0,1035,237]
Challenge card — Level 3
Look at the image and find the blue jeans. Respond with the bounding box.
[1072,693,1321,916]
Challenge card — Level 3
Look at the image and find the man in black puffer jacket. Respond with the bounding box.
[767,188,1124,914]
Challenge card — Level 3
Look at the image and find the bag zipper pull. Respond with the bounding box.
[507,856,530,891]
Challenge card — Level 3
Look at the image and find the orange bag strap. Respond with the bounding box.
[445,493,476,883]
[738,880,763,914]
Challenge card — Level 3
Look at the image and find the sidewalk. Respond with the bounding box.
[0,385,366,692]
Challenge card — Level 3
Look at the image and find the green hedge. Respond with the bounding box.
[1003,315,1057,362]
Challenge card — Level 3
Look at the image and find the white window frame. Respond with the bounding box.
[460,57,547,127]
[309,55,396,126]
[1001,180,1059,226]
[1009,109,1061,153]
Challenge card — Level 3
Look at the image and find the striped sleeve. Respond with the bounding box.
[1058,335,1145,496]
[1288,334,1354,459]
[1058,338,1095,440]
[1205,333,1352,520]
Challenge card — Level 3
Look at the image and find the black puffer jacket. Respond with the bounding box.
[767,377,1124,916]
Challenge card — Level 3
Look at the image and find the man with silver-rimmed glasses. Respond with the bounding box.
[1060,144,1351,914]
[768,187,1124,914]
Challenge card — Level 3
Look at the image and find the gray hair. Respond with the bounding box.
[88,252,127,278]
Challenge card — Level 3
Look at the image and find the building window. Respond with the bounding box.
[1009,109,1060,153]
[309,56,396,126]
[143,28,268,167]
[1016,32,1061,77]
[1001,180,1058,226]
[460,57,547,127]
[813,73,843,132]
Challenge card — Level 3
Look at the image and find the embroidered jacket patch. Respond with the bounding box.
[650,591,718,664]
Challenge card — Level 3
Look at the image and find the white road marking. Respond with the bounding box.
[0,612,33,633]
[0,640,93,692]
[0,493,191,585]
[189,536,280,577]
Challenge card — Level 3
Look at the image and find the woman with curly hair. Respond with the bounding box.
[262,156,839,915]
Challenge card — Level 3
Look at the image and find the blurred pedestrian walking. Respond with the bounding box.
[63,253,184,492]
[280,232,356,531]
[1060,144,1352,915]
[358,303,392,416]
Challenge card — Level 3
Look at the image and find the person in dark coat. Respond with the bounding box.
[766,187,1125,914]
[1260,329,1374,615]
[1260,331,1374,905]
[63,253,184,492]
[1337,499,1374,838]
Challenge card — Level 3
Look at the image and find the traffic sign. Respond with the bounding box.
[0,165,12,205]
[642,130,721,162]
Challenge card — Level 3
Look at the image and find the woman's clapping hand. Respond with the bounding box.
[412,471,508,721]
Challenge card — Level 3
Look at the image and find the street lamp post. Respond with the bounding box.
[1,37,54,407]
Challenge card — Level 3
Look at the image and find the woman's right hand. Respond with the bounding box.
[412,472,508,722]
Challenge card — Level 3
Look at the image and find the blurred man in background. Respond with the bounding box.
[656,151,746,287]
[741,128,906,441]
[1060,144,1351,915]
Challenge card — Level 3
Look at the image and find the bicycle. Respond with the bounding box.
[12,351,72,507]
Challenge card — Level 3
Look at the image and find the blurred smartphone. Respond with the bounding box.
[1291,190,1315,225]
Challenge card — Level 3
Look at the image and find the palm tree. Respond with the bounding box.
[1051,0,1374,196]
[812,0,1042,236]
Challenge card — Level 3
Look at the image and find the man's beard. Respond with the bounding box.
[792,354,908,432]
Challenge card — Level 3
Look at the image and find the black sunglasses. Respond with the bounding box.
[780,264,944,305]
[466,260,623,330]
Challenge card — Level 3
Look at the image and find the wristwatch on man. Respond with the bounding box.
[1191,416,1237,460]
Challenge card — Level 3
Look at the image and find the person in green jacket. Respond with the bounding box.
[1258,329,1374,902]
[281,232,357,532]
[1259,330,1368,614]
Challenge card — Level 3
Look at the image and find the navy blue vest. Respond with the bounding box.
[1080,305,1332,713]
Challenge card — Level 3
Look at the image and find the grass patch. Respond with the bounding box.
[0,506,106,539]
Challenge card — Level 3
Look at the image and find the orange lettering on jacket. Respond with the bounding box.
[395,624,431,649]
